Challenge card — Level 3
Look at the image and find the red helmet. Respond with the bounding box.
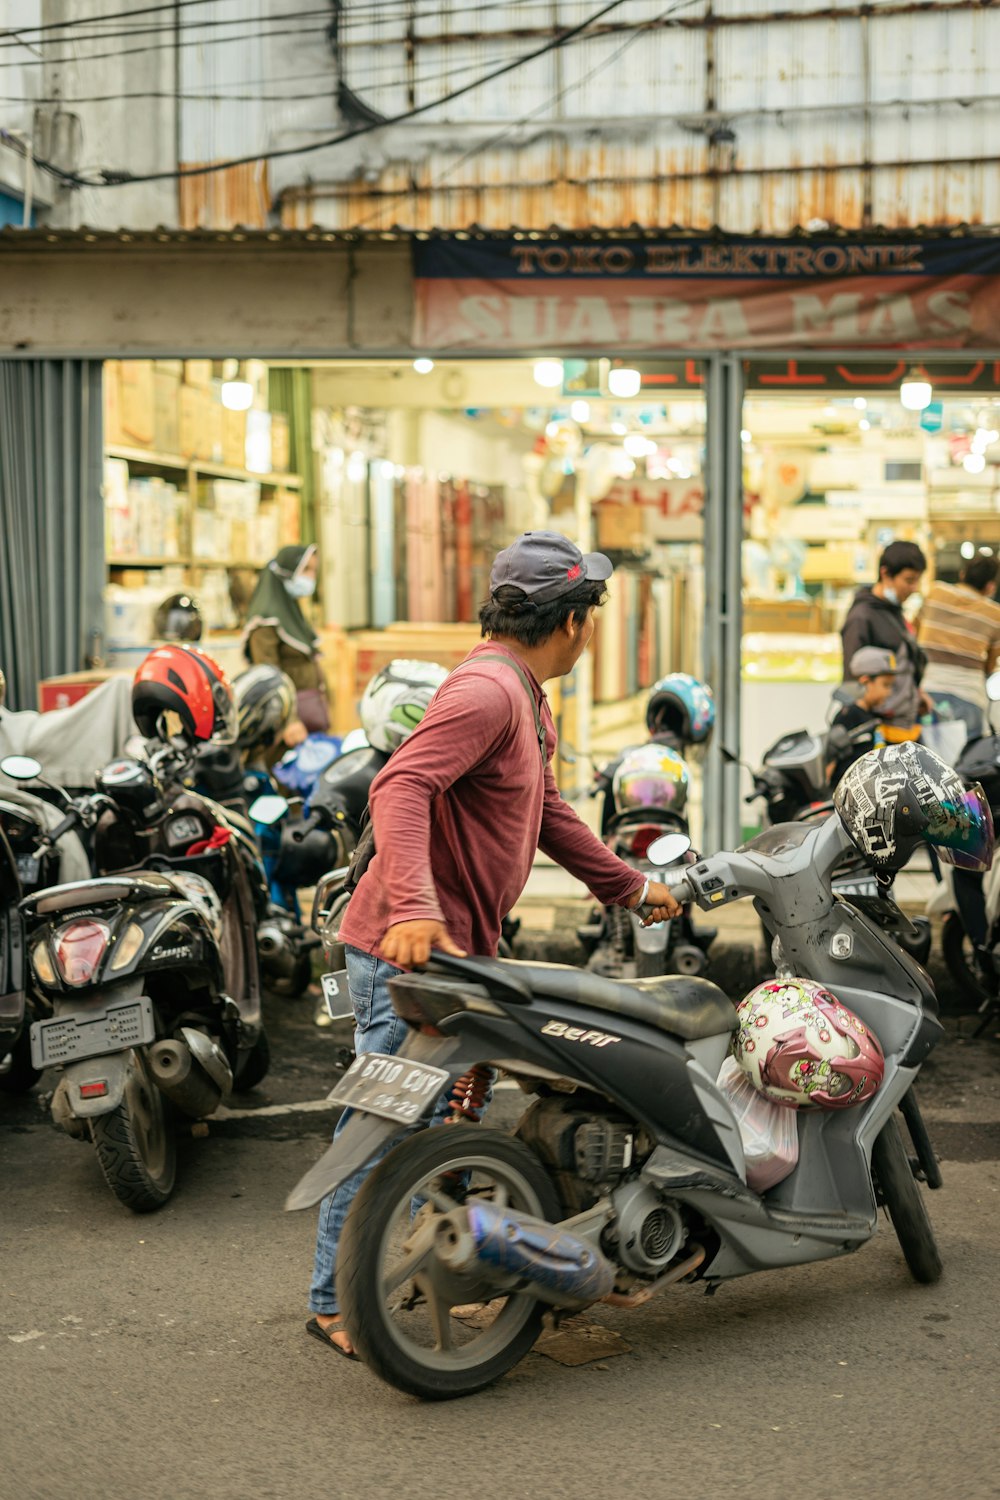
[132,645,237,745]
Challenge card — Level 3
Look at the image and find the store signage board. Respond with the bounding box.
[413,238,1000,353]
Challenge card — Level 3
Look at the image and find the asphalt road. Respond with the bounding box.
[2,996,999,1500]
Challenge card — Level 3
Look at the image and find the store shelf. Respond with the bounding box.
[188,558,268,570]
[105,445,302,489]
[107,555,190,567]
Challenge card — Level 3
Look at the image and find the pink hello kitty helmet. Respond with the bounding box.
[732,978,885,1110]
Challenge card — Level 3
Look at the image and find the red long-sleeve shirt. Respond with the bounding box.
[338,642,645,959]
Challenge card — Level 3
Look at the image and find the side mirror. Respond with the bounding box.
[1,754,43,782]
[249,794,289,826]
[647,832,693,866]
[987,672,1000,703]
[311,867,351,932]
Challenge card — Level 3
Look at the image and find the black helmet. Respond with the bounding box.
[154,592,203,643]
[834,741,994,874]
[233,666,296,751]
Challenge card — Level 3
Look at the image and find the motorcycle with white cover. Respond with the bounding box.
[285,746,976,1400]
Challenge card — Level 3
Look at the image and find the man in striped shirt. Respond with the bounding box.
[917,555,1000,741]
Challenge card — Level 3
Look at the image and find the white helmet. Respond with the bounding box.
[359,659,448,753]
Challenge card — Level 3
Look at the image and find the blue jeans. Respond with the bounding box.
[309,946,407,1316]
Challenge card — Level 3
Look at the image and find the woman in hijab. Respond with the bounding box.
[242,544,329,741]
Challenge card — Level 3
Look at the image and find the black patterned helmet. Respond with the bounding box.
[834,741,994,874]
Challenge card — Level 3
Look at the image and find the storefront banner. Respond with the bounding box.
[412,237,1000,353]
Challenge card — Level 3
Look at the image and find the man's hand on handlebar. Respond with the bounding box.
[627,881,683,925]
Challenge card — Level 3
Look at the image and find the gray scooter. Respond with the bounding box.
[286,810,948,1400]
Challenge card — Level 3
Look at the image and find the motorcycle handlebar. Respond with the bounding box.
[43,807,82,846]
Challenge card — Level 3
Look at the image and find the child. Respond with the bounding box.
[826,647,900,789]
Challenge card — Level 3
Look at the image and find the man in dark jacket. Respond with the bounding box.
[841,541,931,733]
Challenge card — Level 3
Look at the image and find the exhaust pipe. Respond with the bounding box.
[149,1029,232,1118]
[434,1197,615,1308]
[671,943,708,977]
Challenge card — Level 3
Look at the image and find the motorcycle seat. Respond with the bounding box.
[501,959,737,1041]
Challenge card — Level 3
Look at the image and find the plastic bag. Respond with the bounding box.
[716,1055,800,1192]
[273,734,342,797]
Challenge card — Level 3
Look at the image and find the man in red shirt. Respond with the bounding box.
[307,532,683,1357]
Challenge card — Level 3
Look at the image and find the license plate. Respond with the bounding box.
[15,853,40,883]
[329,1052,449,1126]
[30,997,156,1070]
[836,880,878,898]
[320,970,353,1021]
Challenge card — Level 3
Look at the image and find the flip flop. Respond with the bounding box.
[305,1316,360,1361]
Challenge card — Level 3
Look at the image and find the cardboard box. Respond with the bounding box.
[103,360,125,446]
[595,500,646,552]
[38,671,118,713]
[154,359,184,379]
[743,599,824,634]
[270,413,291,474]
[179,384,201,459]
[277,488,300,545]
[120,360,155,447]
[184,359,213,388]
[205,401,224,463]
[222,407,247,469]
[153,370,181,455]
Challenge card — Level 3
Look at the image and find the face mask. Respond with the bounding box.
[285,575,316,599]
[882,585,899,606]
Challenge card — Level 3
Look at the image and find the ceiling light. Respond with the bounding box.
[960,542,976,559]
[859,419,871,431]
[899,368,932,411]
[963,452,987,474]
[533,359,564,389]
[611,421,627,436]
[853,397,867,410]
[412,357,434,375]
[570,399,590,423]
[608,367,641,399]
[221,380,253,412]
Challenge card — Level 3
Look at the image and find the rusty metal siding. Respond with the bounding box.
[276,0,1000,233]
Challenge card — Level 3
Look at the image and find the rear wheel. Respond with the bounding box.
[337,1128,560,1400]
[90,1049,176,1213]
[872,1114,942,1284]
[0,1026,41,1094]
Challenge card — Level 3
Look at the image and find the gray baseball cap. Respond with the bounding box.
[490,531,613,605]
[850,646,901,678]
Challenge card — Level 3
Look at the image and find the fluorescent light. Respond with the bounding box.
[963,452,987,474]
[221,380,253,412]
[608,367,641,399]
[533,359,564,389]
[570,399,590,422]
[899,368,932,411]
[412,358,434,375]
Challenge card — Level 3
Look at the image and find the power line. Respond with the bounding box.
[39,0,631,188]
[346,0,705,231]
[0,19,335,70]
[0,6,334,53]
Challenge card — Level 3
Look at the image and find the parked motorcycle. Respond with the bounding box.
[3,644,274,1211]
[926,702,1000,1028]
[0,765,91,1094]
[285,743,971,1400]
[578,742,713,978]
[579,673,717,979]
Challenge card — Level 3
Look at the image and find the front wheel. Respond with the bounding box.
[872,1114,942,1284]
[337,1127,561,1401]
[90,1050,176,1213]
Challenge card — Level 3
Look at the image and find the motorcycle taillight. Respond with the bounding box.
[627,825,664,858]
[53,919,111,986]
